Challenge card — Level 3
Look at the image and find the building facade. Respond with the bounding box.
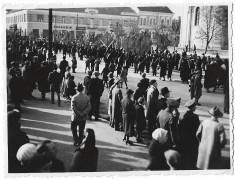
[179,6,228,51]
[6,7,138,41]
[137,6,173,33]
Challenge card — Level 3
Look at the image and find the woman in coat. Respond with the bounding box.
[159,58,167,81]
[196,106,226,169]
[122,89,135,145]
[69,128,98,172]
[135,97,146,143]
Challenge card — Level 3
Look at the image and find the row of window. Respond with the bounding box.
[140,17,171,26]
[36,14,134,27]
[6,14,26,24]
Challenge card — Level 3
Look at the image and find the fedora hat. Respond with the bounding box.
[160,87,171,96]
[185,98,196,108]
[208,106,223,118]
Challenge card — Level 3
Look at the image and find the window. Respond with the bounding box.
[140,18,143,25]
[37,14,44,22]
[53,17,56,23]
[153,19,156,25]
[71,18,74,24]
[150,19,152,25]
[62,17,65,24]
[161,19,164,25]
[24,14,26,22]
[195,7,200,26]
[143,18,146,25]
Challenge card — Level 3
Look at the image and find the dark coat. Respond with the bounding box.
[9,76,24,103]
[37,66,50,93]
[83,76,91,95]
[178,110,200,169]
[59,60,68,73]
[147,140,169,170]
[69,148,98,172]
[159,59,167,77]
[88,78,104,98]
[101,67,110,82]
[135,104,146,133]
[8,128,29,173]
[50,159,66,172]
[48,70,63,91]
[122,97,135,136]
[139,78,149,92]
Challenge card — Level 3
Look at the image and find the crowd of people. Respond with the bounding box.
[7,36,229,172]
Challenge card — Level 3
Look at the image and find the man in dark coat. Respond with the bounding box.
[88,71,104,121]
[178,98,200,170]
[139,73,149,99]
[37,61,50,100]
[9,70,24,111]
[83,70,92,96]
[48,66,63,106]
[59,56,69,77]
[135,97,146,143]
[156,99,180,148]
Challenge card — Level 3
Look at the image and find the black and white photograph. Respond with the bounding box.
[1,0,234,177]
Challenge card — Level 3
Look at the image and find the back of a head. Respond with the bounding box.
[77,83,84,92]
[37,140,51,155]
[164,149,181,170]
[83,128,96,152]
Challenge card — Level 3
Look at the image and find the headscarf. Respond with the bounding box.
[16,143,37,165]
[152,128,168,144]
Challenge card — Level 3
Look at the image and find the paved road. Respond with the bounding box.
[12,52,230,171]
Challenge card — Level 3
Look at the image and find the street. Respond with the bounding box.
[11,52,230,171]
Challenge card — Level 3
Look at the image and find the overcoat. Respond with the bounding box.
[135,104,146,133]
[122,97,135,136]
[178,110,200,169]
[196,118,226,169]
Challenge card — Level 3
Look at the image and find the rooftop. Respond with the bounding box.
[137,6,173,14]
[7,7,137,16]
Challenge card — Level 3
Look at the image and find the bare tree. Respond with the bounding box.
[196,6,223,54]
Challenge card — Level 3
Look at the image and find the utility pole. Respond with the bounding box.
[48,8,53,59]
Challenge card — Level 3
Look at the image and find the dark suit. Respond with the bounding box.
[59,60,68,77]
[178,110,200,169]
[88,77,104,120]
[48,70,62,106]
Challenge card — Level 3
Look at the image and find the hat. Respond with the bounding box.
[93,71,100,76]
[149,79,157,86]
[185,98,196,108]
[160,87,170,96]
[141,73,146,78]
[166,99,178,107]
[76,83,84,91]
[208,106,223,117]
[16,143,37,165]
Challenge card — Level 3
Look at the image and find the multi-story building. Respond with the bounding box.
[179,6,228,51]
[6,7,138,41]
[137,6,173,32]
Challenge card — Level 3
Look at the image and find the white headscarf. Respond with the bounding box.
[16,143,37,165]
[152,128,168,144]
